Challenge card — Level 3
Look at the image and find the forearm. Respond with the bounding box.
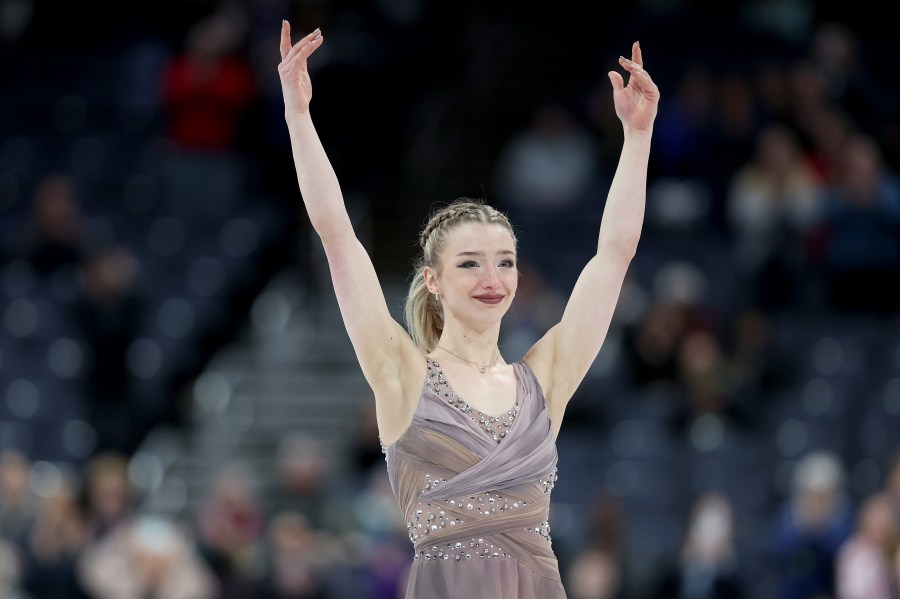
[596,127,652,256]
[286,110,353,244]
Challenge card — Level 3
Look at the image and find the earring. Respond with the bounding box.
[435,292,440,302]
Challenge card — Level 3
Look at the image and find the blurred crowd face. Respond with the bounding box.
[858,493,897,548]
[683,492,736,565]
[0,451,30,508]
[792,451,845,530]
[839,135,882,204]
[33,174,80,241]
[86,453,133,527]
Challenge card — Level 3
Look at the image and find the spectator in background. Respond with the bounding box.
[811,133,900,314]
[725,123,823,311]
[255,511,331,599]
[670,328,757,435]
[160,6,258,153]
[82,451,137,541]
[271,433,347,536]
[808,22,886,135]
[650,491,745,599]
[194,462,266,598]
[19,476,91,598]
[0,538,27,598]
[885,451,900,522]
[771,450,855,599]
[78,514,217,599]
[72,244,143,455]
[566,549,624,599]
[18,173,88,277]
[835,492,898,599]
[803,106,855,185]
[710,72,761,233]
[0,450,36,546]
[565,492,629,599]
[159,4,260,221]
[492,101,602,292]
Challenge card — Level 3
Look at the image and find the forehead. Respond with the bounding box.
[443,221,515,252]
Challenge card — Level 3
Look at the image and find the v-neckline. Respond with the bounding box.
[425,356,522,443]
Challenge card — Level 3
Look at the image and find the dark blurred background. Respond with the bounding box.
[1,1,899,598]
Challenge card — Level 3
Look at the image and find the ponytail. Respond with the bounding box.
[404,262,443,353]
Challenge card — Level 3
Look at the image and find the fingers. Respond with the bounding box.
[283,28,323,65]
[608,71,624,93]
[280,20,291,60]
[631,41,642,67]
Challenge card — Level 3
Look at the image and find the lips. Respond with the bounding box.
[474,295,503,304]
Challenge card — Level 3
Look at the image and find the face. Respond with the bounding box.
[426,222,518,328]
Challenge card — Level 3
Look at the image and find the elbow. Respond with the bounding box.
[598,235,640,261]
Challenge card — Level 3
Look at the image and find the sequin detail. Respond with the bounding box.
[414,538,510,560]
[426,357,519,443]
[526,520,552,543]
[538,467,558,494]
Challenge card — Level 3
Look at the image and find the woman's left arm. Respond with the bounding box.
[525,42,660,412]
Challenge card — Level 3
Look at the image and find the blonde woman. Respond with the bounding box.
[278,20,658,597]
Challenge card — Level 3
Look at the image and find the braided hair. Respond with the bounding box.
[404,198,517,352]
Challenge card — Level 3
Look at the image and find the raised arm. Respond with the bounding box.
[524,42,659,422]
[278,21,420,404]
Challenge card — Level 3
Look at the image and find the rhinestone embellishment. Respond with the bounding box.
[426,358,519,443]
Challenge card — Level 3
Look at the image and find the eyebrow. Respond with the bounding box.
[456,251,516,257]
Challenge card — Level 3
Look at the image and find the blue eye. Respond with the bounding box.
[459,261,478,268]
[500,260,515,268]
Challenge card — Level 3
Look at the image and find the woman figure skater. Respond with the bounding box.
[278,19,659,597]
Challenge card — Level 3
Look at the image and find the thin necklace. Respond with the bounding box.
[435,345,499,374]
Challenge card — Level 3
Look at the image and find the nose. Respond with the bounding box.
[483,265,500,288]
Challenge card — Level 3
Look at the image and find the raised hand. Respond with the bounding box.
[607,41,660,133]
[278,20,324,117]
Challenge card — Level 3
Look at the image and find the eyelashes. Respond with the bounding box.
[459,260,515,269]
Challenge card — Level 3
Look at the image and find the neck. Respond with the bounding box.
[434,322,501,365]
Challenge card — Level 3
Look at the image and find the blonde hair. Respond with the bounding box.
[404,198,517,352]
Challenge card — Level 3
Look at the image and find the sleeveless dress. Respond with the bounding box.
[381,357,566,598]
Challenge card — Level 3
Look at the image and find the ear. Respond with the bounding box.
[423,265,438,294]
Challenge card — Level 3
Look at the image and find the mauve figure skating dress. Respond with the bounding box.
[381,357,566,597]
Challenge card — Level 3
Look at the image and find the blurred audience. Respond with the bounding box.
[17,173,89,277]
[650,491,745,599]
[0,450,36,545]
[72,244,144,455]
[492,102,602,292]
[195,462,266,598]
[20,476,90,598]
[809,133,900,313]
[79,514,217,599]
[834,492,898,599]
[254,511,331,599]
[82,451,137,541]
[725,123,823,311]
[771,450,855,599]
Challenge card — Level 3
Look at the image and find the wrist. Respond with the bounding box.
[285,109,313,126]
[622,125,653,141]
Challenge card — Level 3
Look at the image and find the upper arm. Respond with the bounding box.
[525,249,632,411]
[323,232,421,397]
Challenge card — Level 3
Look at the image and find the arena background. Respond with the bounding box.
[1,1,899,597]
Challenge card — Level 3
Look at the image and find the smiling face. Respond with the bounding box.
[425,221,518,329]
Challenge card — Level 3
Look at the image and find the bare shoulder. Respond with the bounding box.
[523,325,567,438]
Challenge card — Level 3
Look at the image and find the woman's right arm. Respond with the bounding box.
[278,22,421,405]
